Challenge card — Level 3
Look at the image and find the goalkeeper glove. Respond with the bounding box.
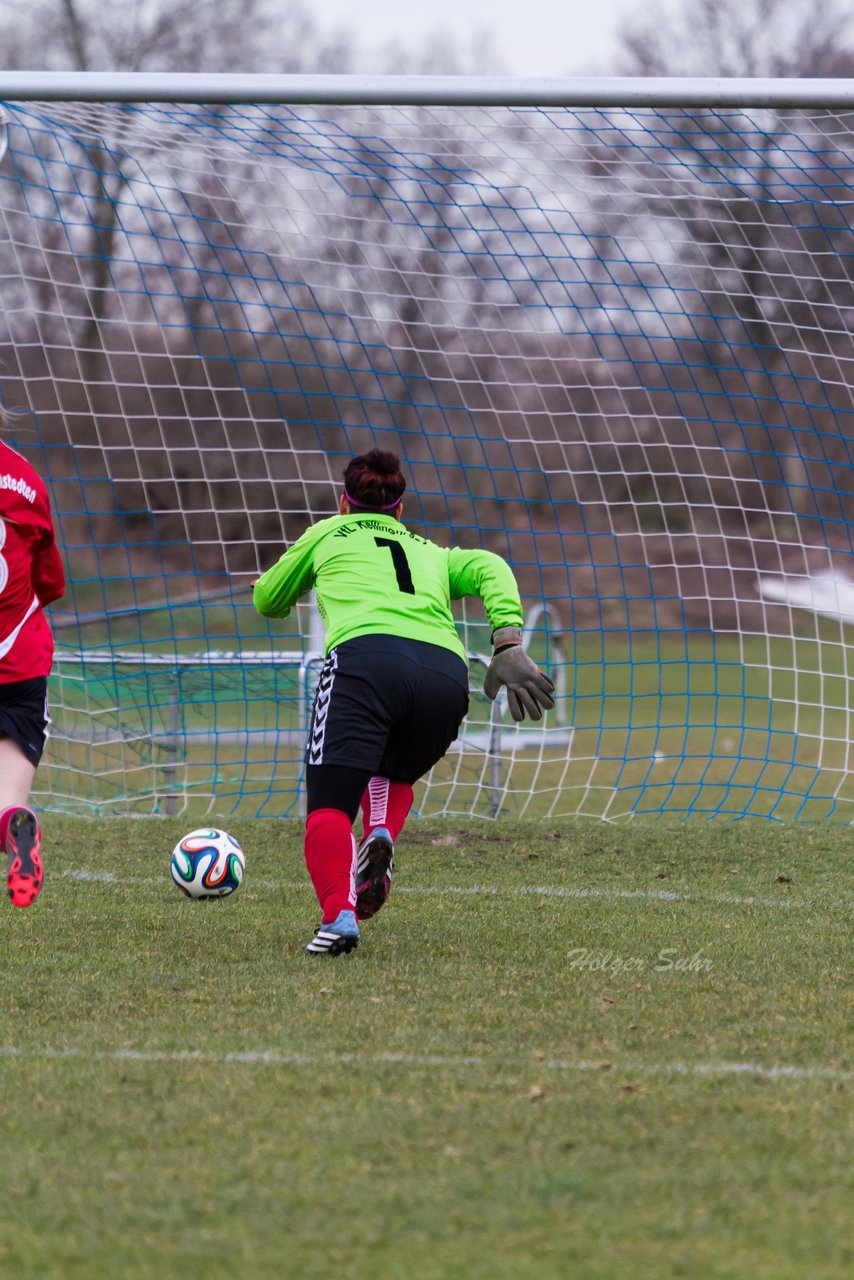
[484,627,555,723]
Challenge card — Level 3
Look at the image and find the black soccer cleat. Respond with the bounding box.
[355,826,395,920]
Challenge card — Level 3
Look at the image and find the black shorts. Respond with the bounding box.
[0,676,50,767]
[305,634,469,785]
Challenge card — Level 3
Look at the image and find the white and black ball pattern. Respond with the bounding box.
[170,828,245,899]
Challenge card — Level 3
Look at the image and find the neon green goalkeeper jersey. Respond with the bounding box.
[253,513,524,660]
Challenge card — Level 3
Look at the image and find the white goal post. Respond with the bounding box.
[2,72,854,822]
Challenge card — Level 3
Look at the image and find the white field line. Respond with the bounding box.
[56,868,818,909]
[0,1043,849,1083]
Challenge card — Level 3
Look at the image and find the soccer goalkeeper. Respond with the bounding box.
[254,448,554,955]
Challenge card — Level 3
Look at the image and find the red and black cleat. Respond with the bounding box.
[6,809,43,908]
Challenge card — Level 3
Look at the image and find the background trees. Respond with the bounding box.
[3,0,854,634]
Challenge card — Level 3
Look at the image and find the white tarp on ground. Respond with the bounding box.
[756,569,854,626]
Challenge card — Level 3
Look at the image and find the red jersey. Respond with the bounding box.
[0,439,65,683]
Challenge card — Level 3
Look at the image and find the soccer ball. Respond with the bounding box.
[170,828,245,899]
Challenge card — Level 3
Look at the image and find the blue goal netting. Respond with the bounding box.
[2,91,854,820]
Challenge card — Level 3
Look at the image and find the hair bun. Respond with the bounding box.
[366,448,399,476]
[343,448,406,511]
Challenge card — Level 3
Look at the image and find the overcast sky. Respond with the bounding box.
[309,0,648,77]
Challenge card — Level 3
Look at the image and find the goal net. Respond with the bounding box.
[2,80,854,821]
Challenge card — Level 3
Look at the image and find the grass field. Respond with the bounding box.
[1,815,851,1279]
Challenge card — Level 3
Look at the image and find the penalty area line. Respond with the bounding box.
[0,1044,849,1083]
[57,867,811,909]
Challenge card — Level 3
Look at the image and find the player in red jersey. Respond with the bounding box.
[0,421,65,907]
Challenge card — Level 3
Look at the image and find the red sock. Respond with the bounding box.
[360,778,414,843]
[304,808,356,923]
[0,805,37,851]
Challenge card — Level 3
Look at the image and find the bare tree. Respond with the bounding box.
[1,0,355,365]
[0,0,362,592]
[618,0,854,78]
[595,0,854,561]
[2,0,531,595]
[0,0,352,74]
